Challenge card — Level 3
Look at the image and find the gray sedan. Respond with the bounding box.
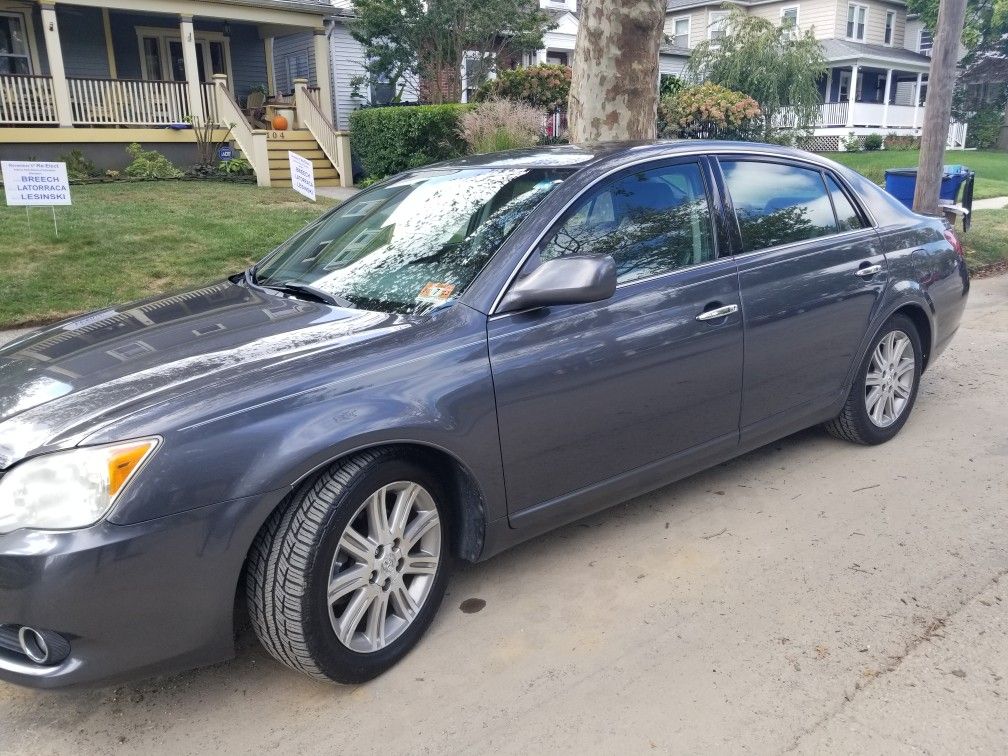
[0,142,969,688]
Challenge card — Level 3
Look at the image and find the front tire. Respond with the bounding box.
[246,448,452,684]
[825,314,923,445]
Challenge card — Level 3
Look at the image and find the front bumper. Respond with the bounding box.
[0,489,286,689]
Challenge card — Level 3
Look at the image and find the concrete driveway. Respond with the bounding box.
[1,277,1006,755]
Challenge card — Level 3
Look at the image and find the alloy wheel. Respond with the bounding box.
[327,481,441,653]
[864,330,915,428]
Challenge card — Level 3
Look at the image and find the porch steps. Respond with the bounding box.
[265,130,342,187]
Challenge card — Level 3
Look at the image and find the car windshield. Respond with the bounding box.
[253,167,572,314]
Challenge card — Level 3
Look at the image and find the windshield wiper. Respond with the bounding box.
[260,280,356,309]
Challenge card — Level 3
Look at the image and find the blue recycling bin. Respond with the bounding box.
[884,165,972,208]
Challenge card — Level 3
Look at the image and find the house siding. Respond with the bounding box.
[834,0,905,47]
[329,21,368,129]
[659,54,688,77]
[273,30,315,95]
[748,0,840,40]
[57,6,110,78]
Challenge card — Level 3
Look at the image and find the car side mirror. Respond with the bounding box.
[497,255,617,314]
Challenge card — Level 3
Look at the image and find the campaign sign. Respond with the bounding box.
[217,145,235,161]
[2,161,72,206]
[288,151,316,202]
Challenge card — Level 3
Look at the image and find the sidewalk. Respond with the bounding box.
[973,196,1008,210]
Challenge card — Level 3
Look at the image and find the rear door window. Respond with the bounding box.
[720,160,839,252]
[825,174,865,231]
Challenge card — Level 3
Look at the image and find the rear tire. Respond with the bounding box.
[246,448,452,684]
[825,314,922,445]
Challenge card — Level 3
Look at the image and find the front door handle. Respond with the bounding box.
[855,264,883,278]
[696,304,739,322]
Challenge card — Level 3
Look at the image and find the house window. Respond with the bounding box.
[0,12,32,74]
[781,6,799,34]
[670,16,690,48]
[919,29,933,55]
[708,10,730,41]
[846,4,867,41]
[137,27,232,87]
[884,10,895,45]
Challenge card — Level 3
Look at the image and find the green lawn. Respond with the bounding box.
[0,182,336,328]
[962,209,1008,272]
[826,150,1008,200]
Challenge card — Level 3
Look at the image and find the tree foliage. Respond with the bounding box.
[686,8,827,140]
[349,0,554,104]
[906,0,1008,49]
[475,64,571,112]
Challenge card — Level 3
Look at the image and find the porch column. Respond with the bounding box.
[846,63,859,128]
[825,68,833,102]
[912,72,923,129]
[881,68,893,128]
[264,37,276,96]
[38,2,72,127]
[179,14,205,123]
[312,29,334,121]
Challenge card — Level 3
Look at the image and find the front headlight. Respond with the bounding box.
[0,438,159,535]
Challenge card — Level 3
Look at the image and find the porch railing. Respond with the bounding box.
[0,74,58,124]
[201,82,219,125]
[68,78,189,126]
[211,75,270,187]
[773,101,848,129]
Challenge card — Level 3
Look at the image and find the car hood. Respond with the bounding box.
[0,280,409,468]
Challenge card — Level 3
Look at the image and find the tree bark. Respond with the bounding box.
[912,0,968,215]
[568,0,666,145]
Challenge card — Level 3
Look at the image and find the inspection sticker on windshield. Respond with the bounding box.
[417,282,455,305]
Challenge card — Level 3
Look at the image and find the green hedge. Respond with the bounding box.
[350,104,471,180]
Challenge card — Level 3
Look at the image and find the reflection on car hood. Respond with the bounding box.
[0,281,406,468]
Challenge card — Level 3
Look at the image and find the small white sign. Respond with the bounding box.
[288,151,316,202]
[2,160,72,206]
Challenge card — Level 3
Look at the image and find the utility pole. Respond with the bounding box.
[912,0,968,215]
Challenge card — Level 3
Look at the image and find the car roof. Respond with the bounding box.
[434,140,842,173]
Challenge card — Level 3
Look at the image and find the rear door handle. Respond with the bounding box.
[855,264,883,278]
[696,304,739,322]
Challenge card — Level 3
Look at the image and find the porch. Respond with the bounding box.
[0,0,350,187]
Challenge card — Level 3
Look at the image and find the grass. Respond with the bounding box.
[961,208,1008,273]
[826,149,1008,200]
[0,182,336,328]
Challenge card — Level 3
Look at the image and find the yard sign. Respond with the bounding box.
[2,161,72,207]
[288,151,316,202]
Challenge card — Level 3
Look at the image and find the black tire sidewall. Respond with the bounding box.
[849,314,923,444]
[300,452,453,684]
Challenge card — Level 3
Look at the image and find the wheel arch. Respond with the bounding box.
[891,302,933,371]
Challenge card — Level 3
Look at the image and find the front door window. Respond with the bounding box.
[140,30,231,86]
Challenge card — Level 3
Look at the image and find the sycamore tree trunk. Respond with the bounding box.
[568,0,665,144]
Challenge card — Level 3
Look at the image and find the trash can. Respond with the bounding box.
[884,165,975,230]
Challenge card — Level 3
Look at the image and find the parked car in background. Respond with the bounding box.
[0,142,969,688]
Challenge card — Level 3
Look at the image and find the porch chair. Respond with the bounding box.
[243,90,267,128]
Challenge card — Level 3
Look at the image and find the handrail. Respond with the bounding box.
[212,75,270,187]
[294,83,353,188]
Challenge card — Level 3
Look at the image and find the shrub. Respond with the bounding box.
[475,64,571,113]
[659,83,762,140]
[841,132,863,152]
[862,132,884,151]
[220,157,253,176]
[124,143,182,179]
[60,149,99,181]
[459,99,544,154]
[966,106,1004,149]
[884,133,920,151]
[350,104,470,180]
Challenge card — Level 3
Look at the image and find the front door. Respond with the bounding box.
[488,158,744,516]
[715,156,887,434]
